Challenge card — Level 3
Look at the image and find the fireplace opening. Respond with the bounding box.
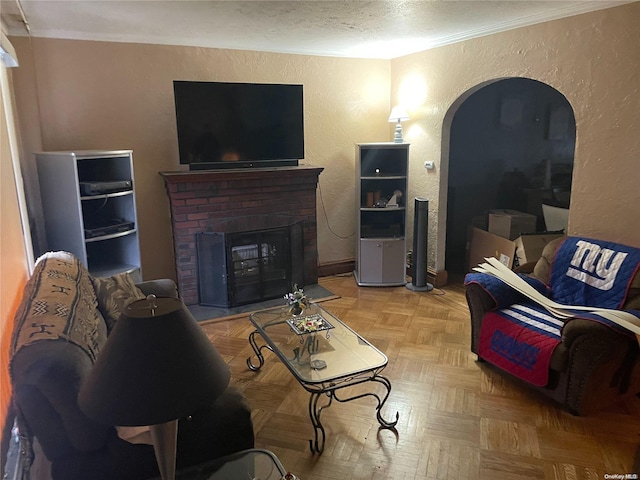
[196,215,304,307]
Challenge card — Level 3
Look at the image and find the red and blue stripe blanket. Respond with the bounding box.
[465,236,640,387]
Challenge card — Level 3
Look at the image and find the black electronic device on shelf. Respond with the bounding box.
[79,180,132,196]
[84,217,134,239]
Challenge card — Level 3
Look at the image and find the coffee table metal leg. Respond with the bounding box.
[308,391,333,454]
[331,375,399,429]
[307,375,399,454]
[369,375,400,428]
[246,330,272,371]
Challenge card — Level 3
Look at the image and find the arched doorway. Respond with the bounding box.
[444,78,576,276]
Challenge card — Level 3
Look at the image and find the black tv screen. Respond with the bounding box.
[173,81,304,170]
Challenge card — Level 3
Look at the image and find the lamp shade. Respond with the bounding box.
[388,106,409,123]
[78,296,230,426]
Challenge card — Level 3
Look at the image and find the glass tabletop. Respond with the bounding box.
[164,448,287,480]
[249,303,388,385]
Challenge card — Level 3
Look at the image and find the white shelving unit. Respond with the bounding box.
[354,143,409,286]
[36,150,142,281]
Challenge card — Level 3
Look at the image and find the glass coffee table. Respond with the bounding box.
[151,448,287,479]
[247,303,399,454]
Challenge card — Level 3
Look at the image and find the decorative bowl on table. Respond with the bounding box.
[287,314,334,335]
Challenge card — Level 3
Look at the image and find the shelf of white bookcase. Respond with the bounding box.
[361,175,407,180]
[80,190,133,201]
[84,228,137,243]
[360,207,406,212]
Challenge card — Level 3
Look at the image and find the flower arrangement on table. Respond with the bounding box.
[284,284,309,315]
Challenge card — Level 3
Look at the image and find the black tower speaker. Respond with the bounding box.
[406,197,433,292]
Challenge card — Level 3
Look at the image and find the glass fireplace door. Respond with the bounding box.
[197,219,303,307]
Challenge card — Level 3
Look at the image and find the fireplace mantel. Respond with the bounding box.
[161,165,323,305]
[161,164,323,183]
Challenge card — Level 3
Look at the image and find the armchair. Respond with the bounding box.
[465,236,640,415]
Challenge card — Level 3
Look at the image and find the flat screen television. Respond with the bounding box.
[173,81,304,170]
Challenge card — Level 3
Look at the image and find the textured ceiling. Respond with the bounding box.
[0,0,634,59]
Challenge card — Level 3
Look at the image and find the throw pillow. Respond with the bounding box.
[92,272,146,333]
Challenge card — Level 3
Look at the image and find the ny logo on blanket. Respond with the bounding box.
[567,240,628,290]
[551,238,640,309]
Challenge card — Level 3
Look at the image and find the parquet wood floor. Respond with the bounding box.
[201,274,640,480]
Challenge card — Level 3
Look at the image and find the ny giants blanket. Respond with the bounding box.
[465,237,640,387]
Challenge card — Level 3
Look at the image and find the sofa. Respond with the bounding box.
[465,236,640,415]
[9,251,254,480]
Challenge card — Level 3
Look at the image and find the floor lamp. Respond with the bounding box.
[79,295,230,480]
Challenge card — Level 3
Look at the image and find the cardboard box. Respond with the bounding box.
[514,233,565,266]
[488,209,537,240]
[467,227,516,271]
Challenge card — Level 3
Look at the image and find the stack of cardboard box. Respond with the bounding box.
[466,209,564,271]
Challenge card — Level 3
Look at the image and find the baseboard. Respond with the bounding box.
[318,259,355,277]
[319,259,447,288]
[428,267,448,288]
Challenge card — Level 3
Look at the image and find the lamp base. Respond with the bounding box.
[393,122,404,143]
[150,420,178,480]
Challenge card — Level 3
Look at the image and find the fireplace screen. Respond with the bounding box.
[197,219,304,307]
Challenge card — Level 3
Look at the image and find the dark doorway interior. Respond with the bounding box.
[445,78,576,275]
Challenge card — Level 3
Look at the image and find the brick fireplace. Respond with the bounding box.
[160,166,323,305]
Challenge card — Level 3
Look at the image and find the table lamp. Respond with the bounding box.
[388,106,410,143]
[78,295,230,480]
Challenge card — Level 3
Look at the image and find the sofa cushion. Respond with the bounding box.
[532,237,564,285]
[91,272,146,333]
[12,342,111,458]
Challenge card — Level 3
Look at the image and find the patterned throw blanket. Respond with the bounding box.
[466,237,640,386]
[10,251,105,363]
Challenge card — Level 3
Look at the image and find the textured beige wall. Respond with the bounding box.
[392,2,640,270]
[10,38,390,280]
[11,1,640,281]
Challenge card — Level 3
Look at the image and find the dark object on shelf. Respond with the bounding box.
[79,180,132,196]
[84,218,134,239]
